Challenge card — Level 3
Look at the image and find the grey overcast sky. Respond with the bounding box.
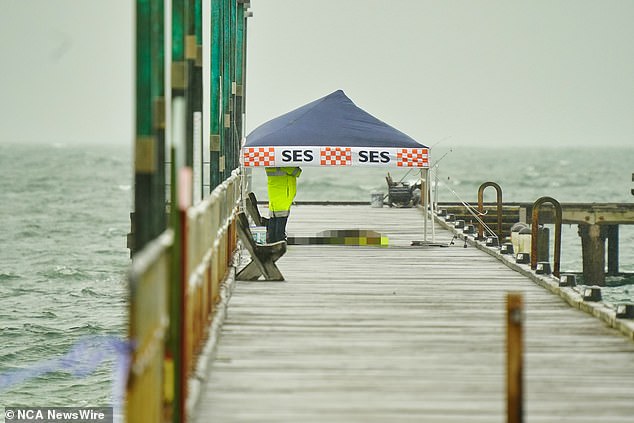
[1,1,633,148]
[0,1,134,146]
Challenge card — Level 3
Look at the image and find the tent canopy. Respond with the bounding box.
[242,90,429,168]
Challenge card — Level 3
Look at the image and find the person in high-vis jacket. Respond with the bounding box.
[266,166,302,243]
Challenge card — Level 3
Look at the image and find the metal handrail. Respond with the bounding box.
[530,196,562,277]
[477,182,503,240]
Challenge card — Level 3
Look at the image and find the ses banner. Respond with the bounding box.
[242,146,430,168]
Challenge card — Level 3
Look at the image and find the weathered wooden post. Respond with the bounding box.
[229,0,238,171]
[507,293,524,423]
[209,0,223,190]
[191,0,204,199]
[578,224,607,286]
[536,226,549,262]
[221,0,233,179]
[234,0,246,148]
[133,0,167,255]
[168,97,189,423]
[171,1,191,419]
[172,0,195,171]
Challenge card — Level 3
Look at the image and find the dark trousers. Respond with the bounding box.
[267,216,288,243]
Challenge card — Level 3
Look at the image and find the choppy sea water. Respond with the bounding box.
[0,143,632,409]
[0,144,131,408]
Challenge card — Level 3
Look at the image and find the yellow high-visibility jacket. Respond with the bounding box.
[266,167,302,217]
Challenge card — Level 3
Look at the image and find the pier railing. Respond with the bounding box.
[126,170,241,423]
[437,196,634,286]
[127,230,172,422]
[128,0,249,419]
[183,170,241,372]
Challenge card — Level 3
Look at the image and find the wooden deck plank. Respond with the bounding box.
[193,205,634,422]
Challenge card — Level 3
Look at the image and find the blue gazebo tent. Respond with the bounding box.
[242,90,429,168]
[241,90,434,241]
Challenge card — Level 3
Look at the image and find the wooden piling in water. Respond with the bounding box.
[578,224,607,286]
[577,223,620,283]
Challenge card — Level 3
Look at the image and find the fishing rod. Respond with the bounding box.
[399,136,452,184]
[390,137,453,186]
[433,174,500,241]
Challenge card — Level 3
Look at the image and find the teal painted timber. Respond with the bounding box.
[234,2,245,146]
[134,0,166,255]
[172,0,185,61]
[152,0,167,239]
[209,0,223,190]
[195,0,202,44]
[209,0,246,189]
[229,0,237,171]
[136,0,152,137]
[184,0,196,170]
[222,0,232,180]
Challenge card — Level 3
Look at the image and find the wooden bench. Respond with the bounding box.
[235,211,286,281]
[245,192,268,227]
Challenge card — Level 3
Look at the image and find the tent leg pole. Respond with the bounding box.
[422,169,428,242]
[430,168,435,243]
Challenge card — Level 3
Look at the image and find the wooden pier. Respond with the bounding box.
[437,200,634,285]
[191,204,634,422]
[123,2,634,420]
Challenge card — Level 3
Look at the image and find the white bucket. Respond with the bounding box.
[511,222,528,254]
[518,227,532,254]
[251,226,267,244]
[370,192,384,208]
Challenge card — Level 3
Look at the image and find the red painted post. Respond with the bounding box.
[178,167,192,423]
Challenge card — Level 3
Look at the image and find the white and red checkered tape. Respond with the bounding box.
[396,148,429,167]
[242,147,276,167]
[242,146,429,168]
[320,147,352,166]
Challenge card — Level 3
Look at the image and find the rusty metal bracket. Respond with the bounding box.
[531,196,562,277]
[477,182,503,241]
